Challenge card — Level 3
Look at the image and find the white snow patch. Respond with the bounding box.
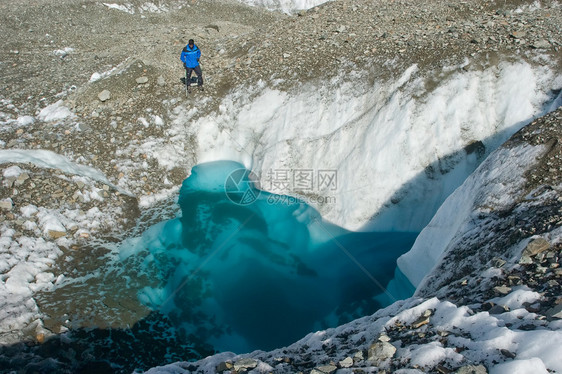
[89,66,119,82]
[103,2,135,14]
[490,287,542,309]
[16,115,35,127]
[102,2,169,14]
[0,149,133,196]
[53,47,74,58]
[37,100,74,122]
[20,205,38,218]
[3,165,24,178]
[490,357,549,374]
[234,0,332,12]
[405,341,463,368]
[0,224,62,343]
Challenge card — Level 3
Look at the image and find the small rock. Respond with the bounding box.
[157,75,166,86]
[491,257,506,268]
[378,333,391,342]
[339,357,353,368]
[482,301,495,311]
[507,275,521,285]
[500,349,516,359]
[437,365,453,374]
[353,350,365,361]
[511,30,526,39]
[524,238,550,257]
[422,309,433,317]
[531,39,550,49]
[455,364,488,374]
[98,89,111,102]
[546,304,562,319]
[536,265,548,274]
[0,198,13,211]
[493,285,511,295]
[367,341,396,363]
[15,173,30,186]
[488,304,509,314]
[524,302,541,313]
[311,364,337,374]
[233,358,258,371]
[48,230,66,239]
[412,315,430,328]
[136,76,149,84]
[215,361,232,372]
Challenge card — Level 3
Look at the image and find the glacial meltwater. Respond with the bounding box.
[120,160,418,353]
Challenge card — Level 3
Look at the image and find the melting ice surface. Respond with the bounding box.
[121,161,417,353]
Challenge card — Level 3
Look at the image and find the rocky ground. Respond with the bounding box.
[0,0,561,372]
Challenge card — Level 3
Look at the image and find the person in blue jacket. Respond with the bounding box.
[181,39,203,91]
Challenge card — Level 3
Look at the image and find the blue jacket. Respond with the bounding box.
[181,44,201,68]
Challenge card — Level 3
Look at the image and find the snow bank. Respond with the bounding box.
[166,60,560,232]
[234,0,330,12]
[0,149,132,196]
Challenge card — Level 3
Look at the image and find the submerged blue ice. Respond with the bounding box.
[125,161,417,353]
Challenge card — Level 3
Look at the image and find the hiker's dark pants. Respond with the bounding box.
[185,65,203,87]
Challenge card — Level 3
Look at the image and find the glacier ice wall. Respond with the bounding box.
[166,61,561,232]
[397,143,548,287]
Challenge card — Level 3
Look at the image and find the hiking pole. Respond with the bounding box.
[185,69,189,97]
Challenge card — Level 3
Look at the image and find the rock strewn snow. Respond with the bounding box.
[0,162,140,344]
[146,292,562,373]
